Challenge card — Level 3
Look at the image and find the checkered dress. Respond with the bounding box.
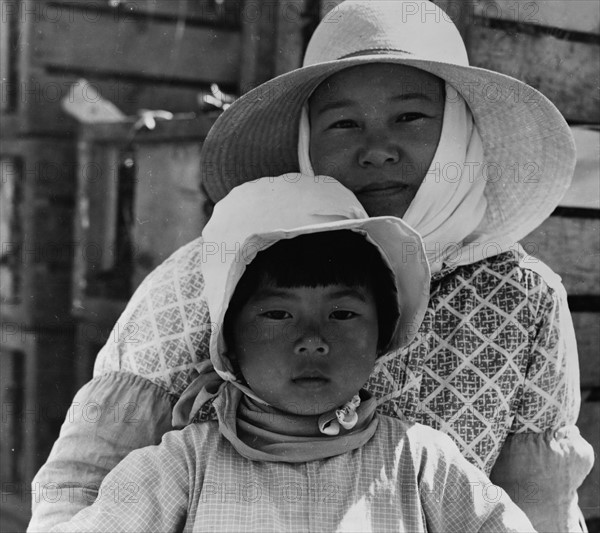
[49,417,534,533]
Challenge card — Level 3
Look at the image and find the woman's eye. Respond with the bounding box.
[330,310,357,320]
[261,310,291,320]
[397,112,427,122]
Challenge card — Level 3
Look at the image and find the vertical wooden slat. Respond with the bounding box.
[239,0,278,92]
[0,0,13,113]
[274,0,309,76]
[132,141,207,287]
[0,347,22,485]
[0,155,22,305]
[320,0,343,19]
[578,392,600,524]
[432,0,470,38]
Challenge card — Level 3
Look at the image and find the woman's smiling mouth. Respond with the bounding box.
[358,182,408,195]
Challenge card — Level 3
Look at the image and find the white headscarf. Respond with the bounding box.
[298,82,490,273]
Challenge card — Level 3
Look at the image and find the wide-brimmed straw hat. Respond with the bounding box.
[201,0,575,245]
[201,173,430,381]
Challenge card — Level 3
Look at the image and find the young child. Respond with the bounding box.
[31,2,593,532]
[49,174,535,533]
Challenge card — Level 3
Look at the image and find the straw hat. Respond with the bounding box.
[201,173,430,381]
[201,0,575,244]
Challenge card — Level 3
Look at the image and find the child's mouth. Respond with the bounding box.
[292,376,329,388]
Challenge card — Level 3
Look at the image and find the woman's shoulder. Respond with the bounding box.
[435,246,564,297]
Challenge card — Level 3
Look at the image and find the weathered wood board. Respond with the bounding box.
[472,0,600,34]
[468,24,600,123]
[0,138,76,328]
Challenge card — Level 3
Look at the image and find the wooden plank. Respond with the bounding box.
[74,321,112,388]
[2,67,219,137]
[0,155,21,304]
[274,0,308,76]
[0,137,76,198]
[53,0,244,25]
[0,0,13,113]
[73,141,120,306]
[73,118,211,322]
[0,139,76,328]
[239,0,278,91]
[1,327,75,488]
[572,312,600,390]
[72,297,127,328]
[561,127,600,210]
[320,0,343,19]
[30,5,241,85]
[472,0,600,34]
[2,0,245,135]
[78,115,215,142]
[321,1,470,37]
[133,141,208,287]
[521,216,600,296]
[432,0,471,38]
[0,492,30,533]
[0,348,22,485]
[467,25,600,123]
[73,116,213,311]
[577,394,600,523]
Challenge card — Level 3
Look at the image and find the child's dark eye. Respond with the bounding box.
[330,119,358,129]
[261,310,291,320]
[330,310,358,320]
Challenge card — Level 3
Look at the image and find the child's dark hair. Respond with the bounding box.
[225,230,399,352]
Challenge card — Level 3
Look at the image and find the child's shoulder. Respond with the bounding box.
[160,420,222,460]
[374,415,462,463]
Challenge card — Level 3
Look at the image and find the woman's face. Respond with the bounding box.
[309,64,445,217]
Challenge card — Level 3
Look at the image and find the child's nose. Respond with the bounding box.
[293,328,330,356]
[359,135,400,168]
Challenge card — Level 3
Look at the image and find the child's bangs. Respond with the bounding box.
[253,231,375,290]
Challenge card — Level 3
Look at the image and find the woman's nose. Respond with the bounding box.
[293,327,330,356]
[358,134,400,167]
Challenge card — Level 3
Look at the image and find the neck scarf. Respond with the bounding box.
[172,361,379,463]
[298,83,489,273]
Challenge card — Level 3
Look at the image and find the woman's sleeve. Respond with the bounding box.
[28,238,210,531]
[416,427,535,533]
[47,430,192,533]
[490,271,594,532]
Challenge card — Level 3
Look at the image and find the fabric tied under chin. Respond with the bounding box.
[219,386,379,463]
[172,363,379,463]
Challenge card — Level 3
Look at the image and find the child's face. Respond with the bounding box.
[230,283,379,416]
[309,63,445,217]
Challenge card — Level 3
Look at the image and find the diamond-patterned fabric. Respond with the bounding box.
[95,238,580,474]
